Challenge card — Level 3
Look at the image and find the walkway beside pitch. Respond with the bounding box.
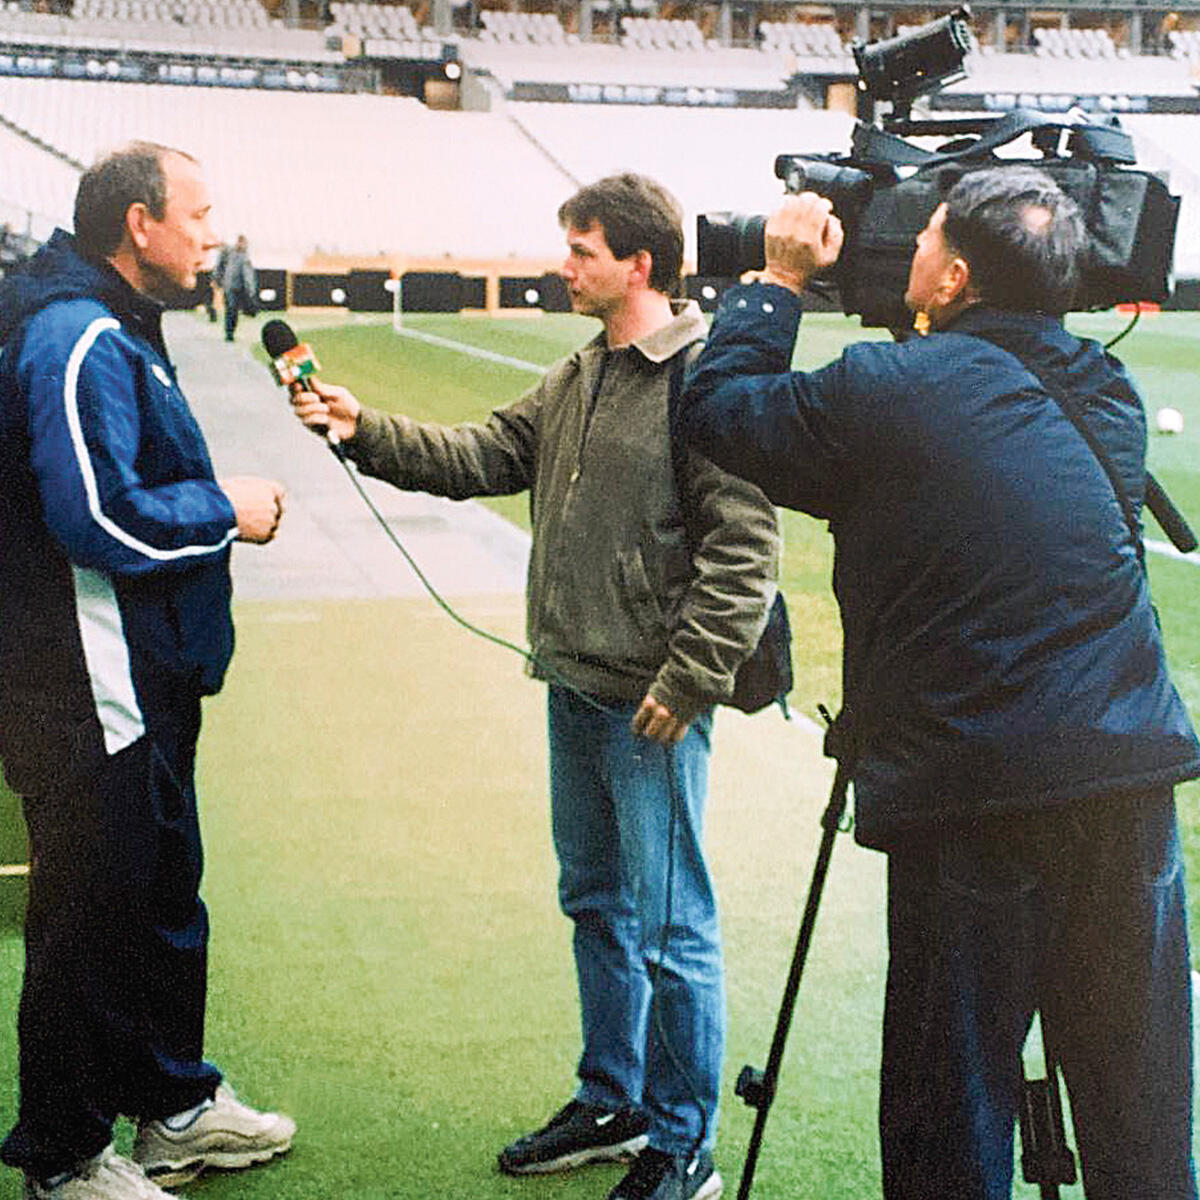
[165,310,531,603]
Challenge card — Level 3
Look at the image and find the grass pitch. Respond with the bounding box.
[1,305,1198,1199]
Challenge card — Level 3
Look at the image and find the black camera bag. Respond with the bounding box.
[667,347,793,716]
[840,110,1179,328]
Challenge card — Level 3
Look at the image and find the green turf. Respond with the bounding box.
[3,307,1199,1199]
[268,303,1200,952]
[283,307,1200,808]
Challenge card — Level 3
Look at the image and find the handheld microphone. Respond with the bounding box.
[261,319,344,459]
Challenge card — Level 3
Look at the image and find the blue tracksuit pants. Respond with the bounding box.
[1,697,221,1179]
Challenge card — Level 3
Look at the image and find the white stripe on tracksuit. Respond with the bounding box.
[61,318,233,753]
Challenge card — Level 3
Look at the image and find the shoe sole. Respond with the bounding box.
[692,1170,724,1200]
[141,1140,294,1188]
[499,1133,650,1175]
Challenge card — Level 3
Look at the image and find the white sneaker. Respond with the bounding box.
[132,1083,296,1187]
[25,1146,173,1200]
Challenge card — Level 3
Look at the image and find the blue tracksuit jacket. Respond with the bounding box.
[0,230,237,788]
[682,282,1200,848]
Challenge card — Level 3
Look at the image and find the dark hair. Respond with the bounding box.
[73,141,196,262]
[941,166,1086,315]
[558,173,684,296]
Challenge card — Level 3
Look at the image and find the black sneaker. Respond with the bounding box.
[497,1099,650,1175]
[607,1148,723,1200]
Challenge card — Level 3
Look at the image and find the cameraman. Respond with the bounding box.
[680,166,1200,1200]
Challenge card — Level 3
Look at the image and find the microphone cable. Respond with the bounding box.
[332,441,712,1164]
[332,450,561,683]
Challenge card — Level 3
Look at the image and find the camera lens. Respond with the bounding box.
[775,157,874,216]
[696,212,767,278]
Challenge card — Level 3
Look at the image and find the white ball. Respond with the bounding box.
[1156,407,1185,435]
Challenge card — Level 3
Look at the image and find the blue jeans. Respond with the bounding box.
[881,790,1197,1200]
[548,686,724,1156]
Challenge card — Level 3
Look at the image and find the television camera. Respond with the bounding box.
[697,6,1180,330]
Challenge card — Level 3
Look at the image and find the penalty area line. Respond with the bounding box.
[1146,539,1200,567]
[392,325,548,375]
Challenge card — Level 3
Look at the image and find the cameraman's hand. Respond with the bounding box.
[290,378,361,444]
[753,193,844,295]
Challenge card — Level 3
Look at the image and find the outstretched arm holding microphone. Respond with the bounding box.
[282,174,781,1200]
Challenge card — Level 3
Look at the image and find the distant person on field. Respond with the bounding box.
[203,241,225,322]
[289,172,780,1200]
[0,141,294,1200]
[218,232,256,342]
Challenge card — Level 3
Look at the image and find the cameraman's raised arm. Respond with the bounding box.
[680,194,848,517]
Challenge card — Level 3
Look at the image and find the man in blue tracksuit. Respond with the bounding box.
[0,142,294,1200]
[680,166,1200,1198]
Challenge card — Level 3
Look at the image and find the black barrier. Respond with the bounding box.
[462,275,487,309]
[402,271,464,313]
[174,269,212,311]
[399,272,490,312]
[293,273,349,307]
[347,269,394,313]
[686,275,842,315]
[255,268,288,312]
[499,273,570,313]
[1166,279,1200,311]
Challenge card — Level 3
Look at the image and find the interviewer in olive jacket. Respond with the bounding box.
[291,174,779,1200]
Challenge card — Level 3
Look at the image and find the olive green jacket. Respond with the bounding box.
[347,301,781,722]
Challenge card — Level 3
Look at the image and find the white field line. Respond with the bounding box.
[393,325,548,375]
[1146,538,1200,567]
[392,326,1200,576]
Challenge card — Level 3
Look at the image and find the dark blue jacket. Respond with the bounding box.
[0,230,237,787]
[682,282,1200,848]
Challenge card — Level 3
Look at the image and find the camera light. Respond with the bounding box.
[853,5,973,107]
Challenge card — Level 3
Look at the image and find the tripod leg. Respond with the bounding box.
[735,765,851,1200]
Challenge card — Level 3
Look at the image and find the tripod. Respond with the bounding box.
[1019,1024,1078,1199]
[733,748,852,1200]
[734,734,1077,1200]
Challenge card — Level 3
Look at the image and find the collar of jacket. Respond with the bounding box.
[938,305,1089,388]
[578,298,707,365]
[943,304,1069,351]
[94,246,170,358]
[0,228,169,361]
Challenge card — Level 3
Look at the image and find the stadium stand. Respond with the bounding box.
[477,9,569,46]
[0,76,574,262]
[619,16,706,52]
[328,1,425,42]
[1169,28,1200,60]
[0,118,78,243]
[938,45,1197,96]
[2,2,1200,283]
[1033,26,1120,58]
[459,36,801,93]
[758,20,850,61]
[0,0,339,60]
[509,100,854,232]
